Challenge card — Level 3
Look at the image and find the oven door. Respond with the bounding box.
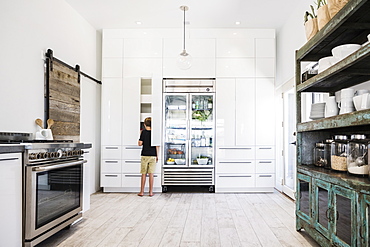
[25,159,85,240]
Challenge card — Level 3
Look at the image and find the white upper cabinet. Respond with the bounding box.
[216,58,255,77]
[123,39,162,58]
[255,38,275,57]
[216,39,255,58]
[162,38,216,78]
[123,58,162,77]
[102,58,123,78]
[122,77,141,145]
[101,78,123,145]
[235,78,255,145]
[256,58,275,77]
[102,38,124,58]
[255,78,275,145]
[216,78,236,147]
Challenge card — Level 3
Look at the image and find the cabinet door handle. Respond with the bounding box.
[105,161,119,163]
[219,161,252,164]
[0,158,19,162]
[258,147,272,150]
[105,175,118,177]
[105,147,119,150]
[125,174,158,178]
[219,147,252,150]
[125,147,141,150]
[258,161,272,164]
[259,175,272,178]
[125,160,141,164]
[219,175,252,178]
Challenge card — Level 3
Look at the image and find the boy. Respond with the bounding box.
[138,117,159,197]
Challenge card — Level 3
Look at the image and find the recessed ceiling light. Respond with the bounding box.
[136,21,142,25]
[235,21,241,25]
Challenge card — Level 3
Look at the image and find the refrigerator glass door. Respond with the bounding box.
[190,94,214,167]
[163,94,188,167]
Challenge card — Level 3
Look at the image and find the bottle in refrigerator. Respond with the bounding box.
[200,132,206,146]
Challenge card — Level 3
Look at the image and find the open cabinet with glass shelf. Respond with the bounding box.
[295,0,370,246]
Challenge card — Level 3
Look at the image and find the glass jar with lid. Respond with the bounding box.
[331,135,348,171]
[324,139,333,169]
[314,143,327,167]
[347,134,368,176]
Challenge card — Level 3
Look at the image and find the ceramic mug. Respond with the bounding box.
[325,96,339,117]
[338,97,355,114]
[340,88,355,99]
[360,93,370,110]
[355,89,369,96]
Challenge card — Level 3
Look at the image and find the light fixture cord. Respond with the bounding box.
[183,7,186,51]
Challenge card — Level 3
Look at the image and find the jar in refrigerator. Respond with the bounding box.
[347,134,368,176]
[314,143,326,167]
[331,135,348,171]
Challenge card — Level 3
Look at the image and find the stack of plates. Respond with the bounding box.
[309,103,326,120]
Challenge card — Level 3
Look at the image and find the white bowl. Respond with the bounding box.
[197,158,208,165]
[318,56,334,73]
[167,161,175,165]
[175,159,185,165]
[331,44,361,60]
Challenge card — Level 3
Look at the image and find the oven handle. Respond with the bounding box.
[32,160,86,172]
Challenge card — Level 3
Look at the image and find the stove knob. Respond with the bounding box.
[56,149,63,158]
[29,153,37,160]
[50,152,55,158]
[80,150,84,155]
[67,151,72,156]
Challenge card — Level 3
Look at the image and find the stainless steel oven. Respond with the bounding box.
[22,142,90,247]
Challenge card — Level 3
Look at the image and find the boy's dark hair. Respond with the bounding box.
[144,117,151,127]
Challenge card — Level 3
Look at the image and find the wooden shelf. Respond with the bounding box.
[298,165,370,193]
[298,109,370,132]
[297,0,370,61]
[297,44,370,93]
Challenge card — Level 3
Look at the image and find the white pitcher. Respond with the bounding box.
[325,96,339,117]
[360,93,370,110]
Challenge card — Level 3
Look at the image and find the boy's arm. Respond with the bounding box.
[156,146,160,162]
[138,130,143,146]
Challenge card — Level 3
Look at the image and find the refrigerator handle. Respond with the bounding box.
[187,119,190,166]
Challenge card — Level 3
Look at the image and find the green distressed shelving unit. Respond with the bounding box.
[295,0,370,246]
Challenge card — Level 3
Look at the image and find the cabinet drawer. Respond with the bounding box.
[101,174,122,187]
[256,146,275,159]
[122,146,142,159]
[217,161,255,173]
[216,174,255,188]
[122,160,161,173]
[122,174,161,188]
[217,147,255,160]
[256,160,275,173]
[102,146,122,159]
[256,174,275,187]
[101,160,122,173]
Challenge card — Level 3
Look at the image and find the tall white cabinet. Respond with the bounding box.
[101,31,162,192]
[215,36,276,193]
[100,29,276,193]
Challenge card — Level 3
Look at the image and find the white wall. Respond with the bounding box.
[276,0,312,87]
[0,0,101,193]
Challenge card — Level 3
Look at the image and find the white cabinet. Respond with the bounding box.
[102,38,123,58]
[122,77,140,145]
[101,79,122,146]
[255,78,275,145]
[215,78,275,192]
[216,39,255,58]
[0,153,22,247]
[123,38,162,58]
[216,58,255,77]
[255,38,275,58]
[102,58,123,77]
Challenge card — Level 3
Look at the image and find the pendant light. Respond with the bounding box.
[177,5,192,70]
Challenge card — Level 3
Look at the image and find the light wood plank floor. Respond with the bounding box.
[37,190,319,247]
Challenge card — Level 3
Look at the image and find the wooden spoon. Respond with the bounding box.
[35,118,43,128]
[47,119,54,129]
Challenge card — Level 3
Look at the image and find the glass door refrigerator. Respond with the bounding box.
[162,79,215,192]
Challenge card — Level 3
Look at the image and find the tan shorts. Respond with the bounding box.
[140,156,157,174]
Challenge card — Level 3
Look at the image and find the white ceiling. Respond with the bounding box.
[65,0,305,30]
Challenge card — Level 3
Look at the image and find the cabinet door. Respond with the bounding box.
[235,78,255,145]
[360,193,370,246]
[313,178,331,239]
[0,153,22,247]
[215,79,236,146]
[296,173,312,227]
[151,74,162,146]
[122,77,140,145]
[101,78,123,145]
[332,185,356,247]
[255,78,275,145]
